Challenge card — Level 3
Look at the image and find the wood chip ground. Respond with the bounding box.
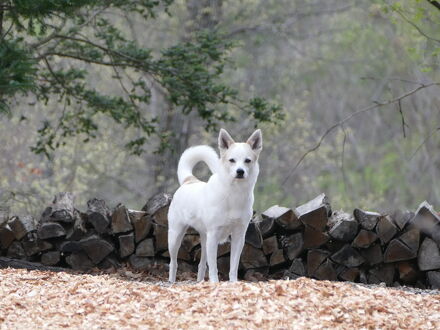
[0,268,439,329]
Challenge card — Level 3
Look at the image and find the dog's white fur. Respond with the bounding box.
[168,128,263,282]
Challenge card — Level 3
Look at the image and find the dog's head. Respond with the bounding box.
[218,128,263,180]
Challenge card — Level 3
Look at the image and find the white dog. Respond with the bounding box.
[167,128,263,283]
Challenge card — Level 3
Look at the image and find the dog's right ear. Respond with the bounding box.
[218,128,235,153]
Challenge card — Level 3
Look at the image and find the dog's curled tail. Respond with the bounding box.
[177,145,219,185]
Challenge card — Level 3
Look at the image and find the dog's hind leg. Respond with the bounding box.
[206,231,219,282]
[168,223,187,283]
[197,233,207,282]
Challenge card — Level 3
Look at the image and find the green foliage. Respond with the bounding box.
[0,0,283,157]
[0,40,36,113]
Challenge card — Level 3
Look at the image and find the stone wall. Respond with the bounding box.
[1,192,440,289]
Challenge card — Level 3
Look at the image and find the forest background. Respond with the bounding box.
[1,0,439,216]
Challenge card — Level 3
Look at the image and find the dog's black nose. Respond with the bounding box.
[236,168,244,178]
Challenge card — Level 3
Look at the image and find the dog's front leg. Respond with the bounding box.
[229,225,247,282]
[206,231,219,283]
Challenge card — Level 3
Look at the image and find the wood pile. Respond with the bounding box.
[1,192,440,289]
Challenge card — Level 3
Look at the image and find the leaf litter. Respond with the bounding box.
[0,267,439,329]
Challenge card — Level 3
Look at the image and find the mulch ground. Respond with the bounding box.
[0,267,439,329]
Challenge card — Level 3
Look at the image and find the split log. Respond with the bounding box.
[7,215,36,240]
[153,224,168,252]
[288,258,306,277]
[129,210,152,243]
[217,256,230,276]
[376,216,397,245]
[397,262,418,284]
[136,238,155,257]
[418,237,440,271]
[37,222,66,239]
[245,222,263,248]
[360,244,383,266]
[66,251,94,270]
[325,239,346,253]
[0,225,15,249]
[41,251,61,266]
[58,241,82,253]
[48,192,76,223]
[86,198,111,234]
[142,193,172,226]
[296,194,330,231]
[142,193,172,215]
[391,210,414,231]
[240,244,268,269]
[352,230,378,249]
[331,245,364,267]
[21,235,52,257]
[427,271,440,289]
[7,241,26,259]
[98,255,120,270]
[368,264,395,286]
[430,225,440,248]
[179,235,200,261]
[273,207,301,231]
[65,211,87,241]
[129,254,154,270]
[399,228,420,252]
[79,235,114,264]
[269,248,286,267]
[411,201,440,235]
[259,212,277,238]
[384,239,417,263]
[119,232,135,258]
[359,269,368,284]
[314,259,337,281]
[218,242,231,257]
[262,236,278,256]
[303,226,328,249]
[261,205,301,233]
[111,204,133,234]
[328,214,359,242]
[307,249,330,276]
[353,209,380,230]
[279,232,303,260]
[339,267,360,282]
[244,268,268,281]
[0,256,66,272]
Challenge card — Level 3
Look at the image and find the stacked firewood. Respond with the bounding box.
[0,192,175,272]
[260,196,440,289]
[1,192,440,289]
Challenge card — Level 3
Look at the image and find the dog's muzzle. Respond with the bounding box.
[236,168,245,179]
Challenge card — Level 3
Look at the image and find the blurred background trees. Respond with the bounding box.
[0,0,439,216]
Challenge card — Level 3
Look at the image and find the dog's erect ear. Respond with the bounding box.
[218,129,235,152]
[246,129,263,153]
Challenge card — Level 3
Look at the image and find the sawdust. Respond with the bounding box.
[0,268,439,329]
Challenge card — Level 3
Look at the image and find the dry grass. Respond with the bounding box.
[0,267,439,329]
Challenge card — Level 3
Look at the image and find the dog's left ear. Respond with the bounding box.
[246,129,263,154]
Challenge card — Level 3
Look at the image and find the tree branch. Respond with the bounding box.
[396,9,440,43]
[281,82,440,186]
[426,0,440,11]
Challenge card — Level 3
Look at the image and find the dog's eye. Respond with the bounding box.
[244,158,251,163]
[229,158,235,163]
